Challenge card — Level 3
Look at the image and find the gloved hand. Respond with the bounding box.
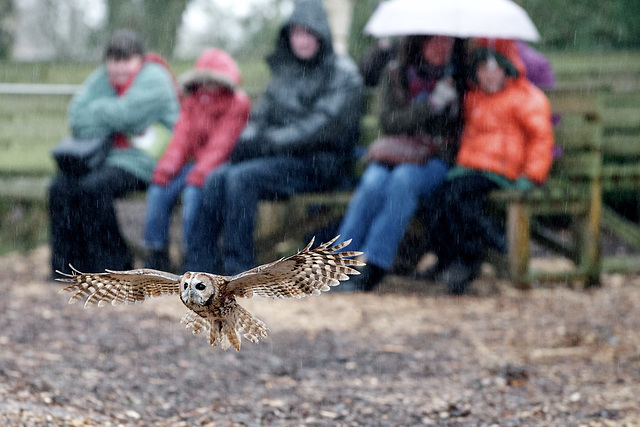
[429,79,458,113]
[514,176,535,191]
[152,164,175,186]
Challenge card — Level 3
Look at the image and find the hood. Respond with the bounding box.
[268,0,334,68]
[474,38,526,77]
[179,48,242,95]
[468,46,519,85]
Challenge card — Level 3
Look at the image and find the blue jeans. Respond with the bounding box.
[337,159,448,270]
[184,155,338,275]
[144,164,202,251]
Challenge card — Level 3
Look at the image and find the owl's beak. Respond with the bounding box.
[185,290,201,304]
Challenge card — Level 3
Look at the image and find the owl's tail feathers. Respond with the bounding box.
[230,304,268,349]
[180,306,268,351]
[180,312,228,349]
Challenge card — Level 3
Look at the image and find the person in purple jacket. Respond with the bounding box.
[516,40,556,90]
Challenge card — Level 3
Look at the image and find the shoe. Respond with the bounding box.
[145,248,171,271]
[355,263,386,292]
[436,259,481,295]
[334,263,385,293]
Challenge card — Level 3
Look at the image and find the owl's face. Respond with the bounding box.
[180,273,218,307]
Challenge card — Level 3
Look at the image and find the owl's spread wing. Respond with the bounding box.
[227,236,364,299]
[57,266,181,308]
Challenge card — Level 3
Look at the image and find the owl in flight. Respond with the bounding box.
[58,236,363,351]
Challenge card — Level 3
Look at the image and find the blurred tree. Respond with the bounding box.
[612,0,640,49]
[521,0,640,50]
[347,0,378,62]
[106,0,189,57]
[174,0,248,59]
[0,0,15,59]
[235,0,291,59]
[16,0,102,60]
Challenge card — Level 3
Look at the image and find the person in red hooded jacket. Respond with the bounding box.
[143,48,250,270]
[426,40,553,294]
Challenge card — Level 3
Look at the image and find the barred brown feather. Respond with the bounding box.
[227,236,364,299]
[58,267,181,307]
[58,236,363,351]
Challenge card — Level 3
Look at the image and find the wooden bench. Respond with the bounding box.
[254,190,354,263]
[598,89,640,272]
[256,86,606,288]
[488,88,603,288]
[488,86,640,287]
[0,174,351,268]
[0,89,610,285]
[3,84,639,289]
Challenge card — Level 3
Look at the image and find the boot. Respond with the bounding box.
[436,259,482,295]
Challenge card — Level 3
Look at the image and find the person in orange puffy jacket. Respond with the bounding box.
[426,41,554,294]
[143,48,250,270]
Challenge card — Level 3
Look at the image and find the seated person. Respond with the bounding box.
[336,35,464,292]
[516,40,556,90]
[427,41,554,294]
[358,38,396,87]
[143,48,250,271]
[49,29,179,276]
[183,0,363,274]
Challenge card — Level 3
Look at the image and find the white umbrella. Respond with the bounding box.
[364,0,541,42]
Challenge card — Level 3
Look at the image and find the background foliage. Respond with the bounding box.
[0,0,14,59]
[106,0,190,58]
[521,0,640,51]
[5,0,640,62]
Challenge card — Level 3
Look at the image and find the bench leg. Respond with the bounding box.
[581,181,602,287]
[506,201,531,289]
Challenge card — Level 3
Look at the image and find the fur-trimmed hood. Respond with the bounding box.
[179,48,242,95]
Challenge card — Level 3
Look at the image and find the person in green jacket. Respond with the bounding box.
[49,29,180,277]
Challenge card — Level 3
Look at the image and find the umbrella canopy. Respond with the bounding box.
[364,0,541,42]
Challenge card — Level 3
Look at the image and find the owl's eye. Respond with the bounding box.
[183,283,188,290]
[195,283,206,291]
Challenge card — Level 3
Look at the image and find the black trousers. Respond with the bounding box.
[49,166,147,275]
[427,173,506,266]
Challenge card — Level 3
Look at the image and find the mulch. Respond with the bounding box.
[1,245,640,426]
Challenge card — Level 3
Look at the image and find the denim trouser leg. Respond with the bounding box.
[181,184,202,249]
[182,164,228,273]
[144,165,192,250]
[363,159,448,270]
[337,163,390,249]
[223,156,322,275]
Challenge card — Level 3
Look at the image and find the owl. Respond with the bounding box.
[58,236,363,351]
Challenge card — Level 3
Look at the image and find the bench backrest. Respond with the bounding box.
[545,88,602,182]
[599,91,640,158]
[597,90,640,191]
